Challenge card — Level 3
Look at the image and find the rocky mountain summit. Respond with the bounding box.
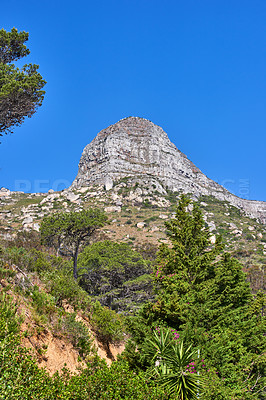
[72,117,266,224]
[1,117,265,291]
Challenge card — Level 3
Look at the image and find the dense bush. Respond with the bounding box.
[60,313,93,358]
[90,301,125,345]
[44,269,90,309]
[78,240,153,311]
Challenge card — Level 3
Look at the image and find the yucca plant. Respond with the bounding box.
[144,328,203,399]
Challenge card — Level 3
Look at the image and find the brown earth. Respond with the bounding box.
[1,275,125,376]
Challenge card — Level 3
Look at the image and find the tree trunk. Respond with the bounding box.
[73,243,80,280]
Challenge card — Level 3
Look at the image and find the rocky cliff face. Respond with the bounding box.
[71,117,266,223]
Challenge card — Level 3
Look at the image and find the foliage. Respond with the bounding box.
[0,244,126,349]
[0,292,19,339]
[144,328,202,399]
[1,193,265,398]
[66,361,168,399]
[40,209,108,279]
[44,268,90,309]
[124,195,266,399]
[0,293,166,399]
[90,301,125,345]
[0,28,46,136]
[2,246,70,275]
[61,313,93,358]
[30,284,57,317]
[78,240,152,311]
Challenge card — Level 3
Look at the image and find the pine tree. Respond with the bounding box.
[125,195,265,399]
[0,28,46,136]
[150,195,224,327]
[40,209,107,280]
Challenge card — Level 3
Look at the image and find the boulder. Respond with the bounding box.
[104,206,121,213]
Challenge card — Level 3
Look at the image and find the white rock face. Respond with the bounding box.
[64,192,80,202]
[159,214,168,219]
[208,221,216,232]
[104,177,113,191]
[104,206,121,213]
[71,117,266,223]
[232,229,243,236]
[23,216,33,224]
[0,188,11,198]
[33,223,40,231]
[248,226,255,231]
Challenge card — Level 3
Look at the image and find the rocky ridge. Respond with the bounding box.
[72,117,266,224]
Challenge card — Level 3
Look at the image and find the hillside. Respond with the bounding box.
[0,179,265,293]
[1,194,265,399]
[1,117,265,297]
[0,248,126,374]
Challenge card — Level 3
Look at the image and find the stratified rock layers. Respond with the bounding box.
[71,117,266,223]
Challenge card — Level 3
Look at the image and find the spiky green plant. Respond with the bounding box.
[144,328,202,399]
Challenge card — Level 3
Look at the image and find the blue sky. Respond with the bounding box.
[1,0,265,201]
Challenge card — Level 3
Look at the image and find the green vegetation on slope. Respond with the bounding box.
[0,196,265,399]
[122,195,266,399]
[0,294,166,399]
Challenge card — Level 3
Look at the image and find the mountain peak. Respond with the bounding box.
[71,118,266,223]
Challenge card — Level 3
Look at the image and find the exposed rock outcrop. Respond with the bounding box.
[71,117,266,223]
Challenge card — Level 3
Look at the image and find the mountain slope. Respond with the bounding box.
[72,117,266,223]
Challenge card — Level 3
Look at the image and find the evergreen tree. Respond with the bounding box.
[0,28,46,136]
[40,209,107,280]
[125,195,265,399]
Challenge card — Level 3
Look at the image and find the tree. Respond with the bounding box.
[77,240,153,311]
[40,209,107,280]
[0,28,46,136]
[124,195,265,399]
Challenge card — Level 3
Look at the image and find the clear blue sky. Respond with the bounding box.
[1,0,265,201]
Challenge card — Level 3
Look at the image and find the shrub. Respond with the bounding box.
[91,301,124,345]
[60,313,92,358]
[44,269,90,310]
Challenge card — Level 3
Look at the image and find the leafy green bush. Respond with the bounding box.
[1,246,70,275]
[65,361,168,399]
[30,285,57,317]
[0,293,19,339]
[44,269,90,310]
[60,313,92,358]
[91,301,124,345]
[78,240,152,311]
